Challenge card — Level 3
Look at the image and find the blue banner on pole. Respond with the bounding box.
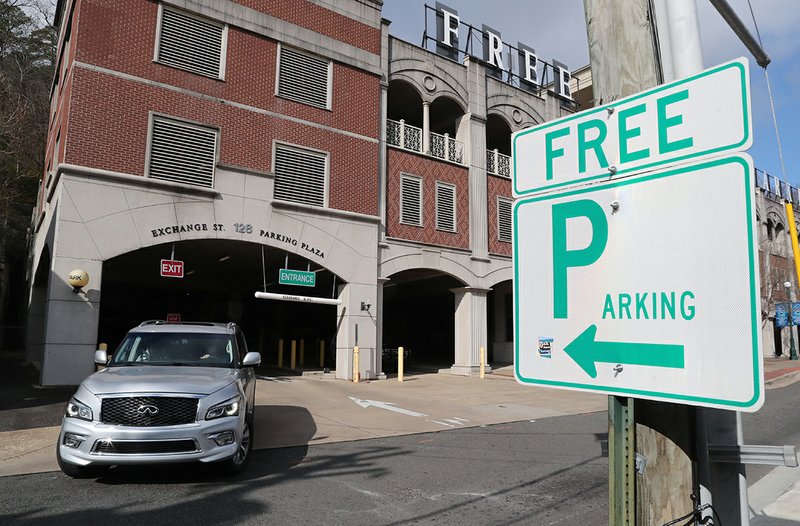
[791,302,800,326]
[776,302,790,328]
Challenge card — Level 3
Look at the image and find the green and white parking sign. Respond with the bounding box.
[513,155,763,411]
[512,58,751,197]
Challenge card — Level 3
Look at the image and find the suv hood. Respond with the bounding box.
[83,366,237,395]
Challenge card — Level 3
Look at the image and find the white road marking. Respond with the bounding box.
[348,397,427,417]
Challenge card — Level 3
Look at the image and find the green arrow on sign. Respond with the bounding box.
[564,325,685,378]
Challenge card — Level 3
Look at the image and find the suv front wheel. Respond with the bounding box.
[219,416,253,475]
[57,446,108,479]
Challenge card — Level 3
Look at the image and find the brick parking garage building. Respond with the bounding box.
[28,0,587,385]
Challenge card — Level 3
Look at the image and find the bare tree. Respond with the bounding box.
[0,0,56,346]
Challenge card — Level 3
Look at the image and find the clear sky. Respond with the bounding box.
[381,0,800,186]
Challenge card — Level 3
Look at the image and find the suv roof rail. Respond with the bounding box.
[136,320,227,328]
[138,320,166,326]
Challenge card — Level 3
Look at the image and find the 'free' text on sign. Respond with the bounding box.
[512,58,751,197]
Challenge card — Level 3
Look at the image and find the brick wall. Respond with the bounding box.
[53,0,381,217]
[386,148,469,249]
[234,0,381,54]
[66,68,378,216]
[74,0,380,139]
[488,174,512,257]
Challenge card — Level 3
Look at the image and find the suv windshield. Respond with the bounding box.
[109,332,236,367]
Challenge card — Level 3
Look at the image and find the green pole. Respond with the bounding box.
[609,396,635,524]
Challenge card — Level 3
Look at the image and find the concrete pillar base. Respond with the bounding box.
[449,364,493,376]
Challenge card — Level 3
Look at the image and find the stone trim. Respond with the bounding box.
[271,199,382,224]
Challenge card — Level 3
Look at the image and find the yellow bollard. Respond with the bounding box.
[480,346,485,379]
[398,346,404,382]
[319,340,325,368]
[278,339,284,368]
[353,346,360,383]
[300,339,305,366]
[291,340,297,370]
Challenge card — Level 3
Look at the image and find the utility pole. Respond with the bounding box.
[582,1,694,523]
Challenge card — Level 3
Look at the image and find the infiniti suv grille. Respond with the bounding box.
[93,439,199,454]
[101,397,198,426]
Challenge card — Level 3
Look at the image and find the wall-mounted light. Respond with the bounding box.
[360,301,371,312]
[68,269,89,294]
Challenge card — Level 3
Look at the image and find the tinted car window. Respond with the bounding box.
[109,332,235,367]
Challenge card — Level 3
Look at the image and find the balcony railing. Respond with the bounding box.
[486,149,511,178]
[429,131,463,164]
[387,119,422,153]
[387,119,464,165]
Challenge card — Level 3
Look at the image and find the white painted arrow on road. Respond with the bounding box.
[348,397,427,417]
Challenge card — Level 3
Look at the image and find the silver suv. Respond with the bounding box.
[57,321,261,478]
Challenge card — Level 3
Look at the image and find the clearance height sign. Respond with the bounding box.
[512,59,762,411]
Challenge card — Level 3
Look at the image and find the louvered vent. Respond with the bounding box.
[148,117,217,188]
[157,7,225,79]
[274,144,327,207]
[277,46,331,109]
[400,174,422,226]
[436,182,456,232]
[498,197,513,243]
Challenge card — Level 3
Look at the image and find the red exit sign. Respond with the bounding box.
[160,259,184,278]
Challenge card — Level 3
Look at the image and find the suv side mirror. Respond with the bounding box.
[242,352,261,367]
[94,349,109,365]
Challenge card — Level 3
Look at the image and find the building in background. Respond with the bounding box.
[755,171,800,358]
[28,0,584,385]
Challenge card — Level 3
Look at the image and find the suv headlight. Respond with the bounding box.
[206,396,241,420]
[65,398,93,421]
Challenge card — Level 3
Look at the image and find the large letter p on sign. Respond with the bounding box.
[552,200,608,319]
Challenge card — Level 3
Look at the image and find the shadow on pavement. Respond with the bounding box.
[0,352,74,432]
[253,405,317,450]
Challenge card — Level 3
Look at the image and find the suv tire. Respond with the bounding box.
[57,447,108,479]
[219,415,253,475]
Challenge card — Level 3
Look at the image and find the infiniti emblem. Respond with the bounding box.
[136,404,159,416]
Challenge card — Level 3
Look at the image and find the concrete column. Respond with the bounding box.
[25,282,47,367]
[422,101,430,154]
[40,257,103,385]
[468,117,489,261]
[379,81,389,241]
[463,57,489,262]
[375,277,390,379]
[450,286,491,375]
[335,282,378,380]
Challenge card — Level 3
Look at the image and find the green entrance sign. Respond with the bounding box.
[279,268,316,287]
[512,58,752,197]
[513,155,763,411]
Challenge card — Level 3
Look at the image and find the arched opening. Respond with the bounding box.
[429,96,464,136]
[98,240,342,371]
[387,79,423,127]
[486,114,511,154]
[26,245,51,367]
[382,268,466,373]
[486,113,512,177]
[775,223,786,255]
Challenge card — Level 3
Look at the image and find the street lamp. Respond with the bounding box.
[784,281,798,360]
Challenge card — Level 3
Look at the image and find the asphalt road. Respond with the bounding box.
[1,413,608,526]
[2,370,798,525]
